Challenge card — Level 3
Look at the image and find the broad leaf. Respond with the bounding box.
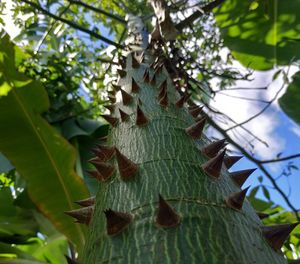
[0,34,88,249]
[279,72,300,124]
[215,0,300,70]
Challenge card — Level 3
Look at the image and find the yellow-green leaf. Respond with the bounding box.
[0,34,88,250]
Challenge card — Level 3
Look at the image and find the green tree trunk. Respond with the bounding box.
[80,51,291,263]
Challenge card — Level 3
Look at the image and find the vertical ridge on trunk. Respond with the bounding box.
[81,53,288,263]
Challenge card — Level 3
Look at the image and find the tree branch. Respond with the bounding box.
[20,0,124,49]
[67,0,126,24]
[205,113,300,221]
[175,0,226,31]
[260,154,300,164]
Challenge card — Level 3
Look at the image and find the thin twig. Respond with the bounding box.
[260,154,300,164]
[175,0,226,31]
[34,4,71,54]
[216,91,269,103]
[67,0,126,24]
[20,0,124,49]
[205,114,300,220]
[225,67,291,131]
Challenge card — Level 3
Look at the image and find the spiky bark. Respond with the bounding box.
[75,51,298,263]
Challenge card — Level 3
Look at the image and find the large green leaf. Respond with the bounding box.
[0,34,88,249]
[215,0,300,70]
[279,72,300,124]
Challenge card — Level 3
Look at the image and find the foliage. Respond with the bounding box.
[0,34,88,251]
[215,0,300,70]
[279,71,300,124]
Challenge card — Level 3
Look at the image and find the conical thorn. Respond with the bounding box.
[185,117,206,139]
[108,95,116,104]
[132,54,140,68]
[136,105,149,126]
[175,95,185,108]
[155,194,181,228]
[256,211,270,220]
[224,155,243,169]
[143,69,150,83]
[117,69,126,78]
[101,115,118,127]
[115,148,138,180]
[225,186,250,211]
[65,255,80,264]
[104,209,132,236]
[91,145,115,162]
[263,222,299,251]
[119,108,130,122]
[75,196,96,207]
[120,89,133,105]
[201,149,226,179]
[158,80,167,100]
[159,90,168,107]
[65,206,94,225]
[104,105,115,113]
[230,169,256,187]
[90,162,115,181]
[189,106,204,118]
[202,139,226,158]
[131,78,140,93]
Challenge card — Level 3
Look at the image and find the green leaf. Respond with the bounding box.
[279,72,300,124]
[215,0,300,70]
[0,34,88,250]
[262,186,271,200]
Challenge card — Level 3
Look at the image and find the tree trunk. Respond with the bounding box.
[80,48,290,263]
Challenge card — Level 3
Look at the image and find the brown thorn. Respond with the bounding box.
[91,145,115,162]
[201,149,226,179]
[65,206,94,225]
[119,108,130,122]
[65,255,80,264]
[90,161,115,181]
[150,74,156,85]
[101,115,118,127]
[74,196,96,207]
[104,209,132,236]
[175,95,186,108]
[117,69,127,78]
[104,105,115,113]
[224,155,243,169]
[256,211,270,220]
[120,89,133,105]
[159,90,168,107]
[155,194,181,228]
[202,139,226,158]
[138,98,143,106]
[230,169,256,187]
[189,106,204,118]
[111,84,121,91]
[115,148,138,180]
[143,69,150,83]
[158,80,167,99]
[132,54,140,68]
[262,222,299,251]
[131,77,140,93]
[185,117,206,139]
[225,186,250,211]
[136,105,149,126]
[108,95,116,104]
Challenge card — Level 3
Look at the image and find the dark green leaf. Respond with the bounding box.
[279,72,300,124]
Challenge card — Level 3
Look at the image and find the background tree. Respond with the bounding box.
[0,0,300,263]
